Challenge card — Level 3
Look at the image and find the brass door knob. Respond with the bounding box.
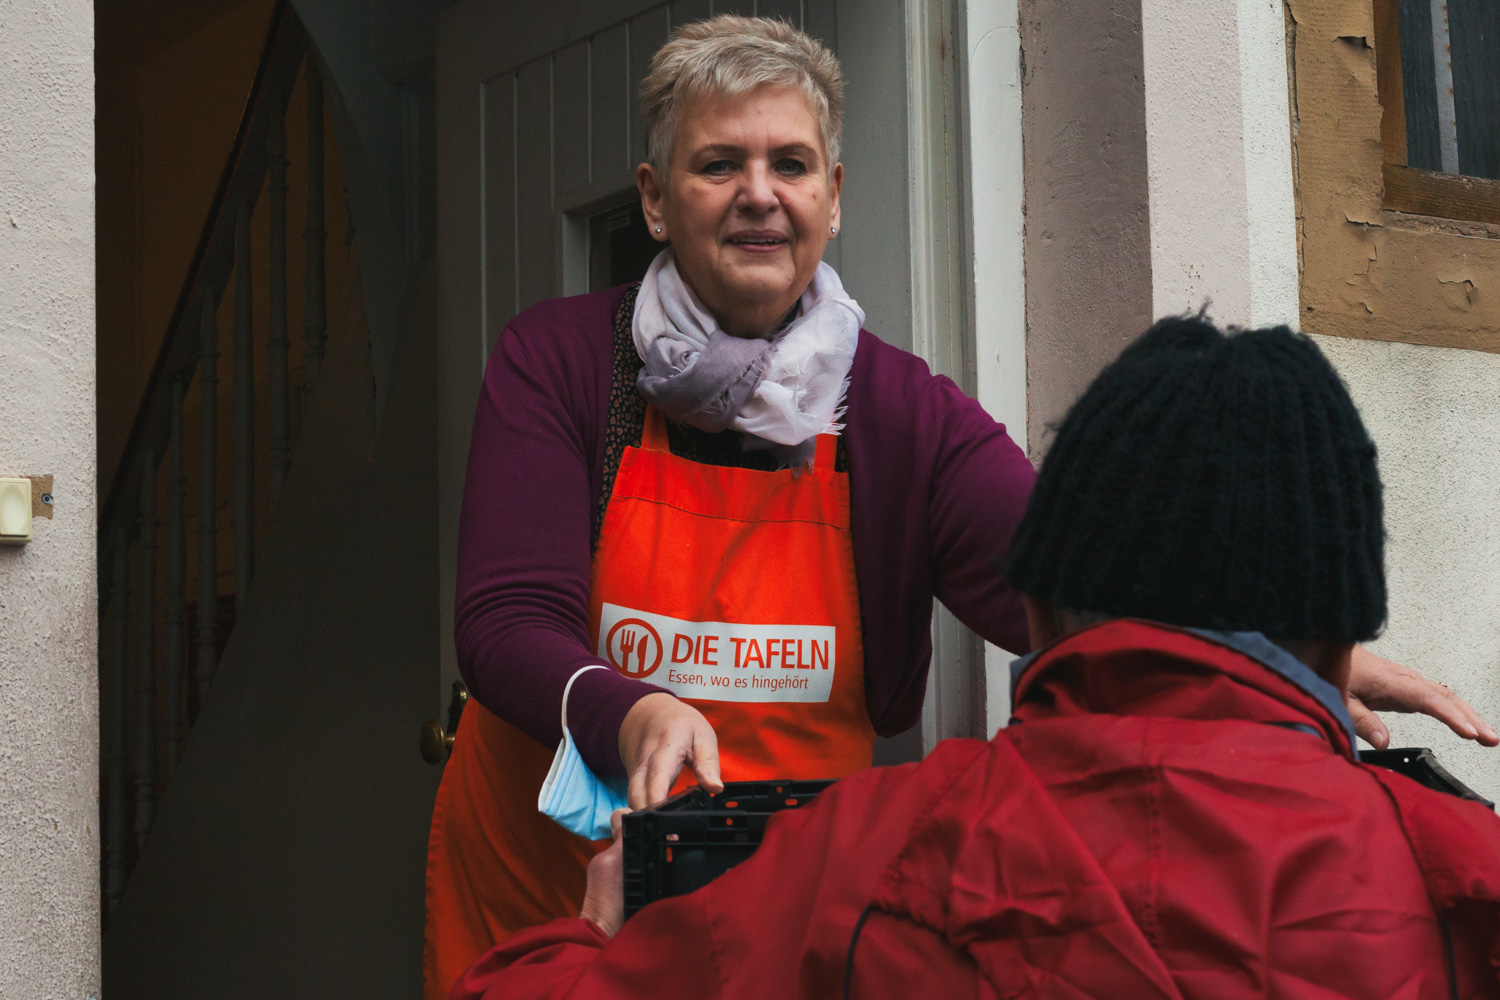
[420,680,469,764]
[419,718,453,763]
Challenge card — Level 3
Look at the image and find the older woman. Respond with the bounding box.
[423,18,1034,996]
[424,15,1493,1000]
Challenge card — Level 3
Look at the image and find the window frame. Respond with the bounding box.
[1373,0,1500,226]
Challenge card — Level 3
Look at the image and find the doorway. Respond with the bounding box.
[589,200,660,292]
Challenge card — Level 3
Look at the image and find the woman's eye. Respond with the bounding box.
[775,158,808,176]
[702,160,735,175]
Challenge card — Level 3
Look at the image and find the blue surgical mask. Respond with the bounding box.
[538,666,629,840]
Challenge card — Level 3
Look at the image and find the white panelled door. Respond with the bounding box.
[436,0,977,764]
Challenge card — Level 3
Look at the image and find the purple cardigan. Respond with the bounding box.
[455,285,1035,777]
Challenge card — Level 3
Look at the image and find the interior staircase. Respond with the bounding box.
[97,4,441,995]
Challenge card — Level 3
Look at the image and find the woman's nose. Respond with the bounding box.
[737,162,779,214]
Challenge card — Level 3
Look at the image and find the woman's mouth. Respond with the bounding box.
[726,231,789,254]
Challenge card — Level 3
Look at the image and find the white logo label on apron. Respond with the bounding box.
[598,603,835,703]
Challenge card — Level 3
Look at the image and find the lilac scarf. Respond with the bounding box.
[632,249,863,467]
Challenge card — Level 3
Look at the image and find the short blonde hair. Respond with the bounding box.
[641,16,844,177]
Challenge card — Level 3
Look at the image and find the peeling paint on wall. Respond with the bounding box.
[1288,0,1500,352]
[1291,0,1500,802]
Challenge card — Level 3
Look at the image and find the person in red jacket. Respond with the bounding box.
[453,318,1500,1000]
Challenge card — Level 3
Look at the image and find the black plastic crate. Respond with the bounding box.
[622,779,832,919]
[1363,747,1494,809]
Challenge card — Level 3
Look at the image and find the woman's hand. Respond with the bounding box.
[1346,645,1499,750]
[579,808,630,938]
[618,692,724,810]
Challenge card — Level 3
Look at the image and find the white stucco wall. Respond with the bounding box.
[966,0,1027,448]
[0,0,99,996]
[1314,335,1500,804]
[963,0,1028,733]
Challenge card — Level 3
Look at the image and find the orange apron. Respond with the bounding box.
[423,407,875,999]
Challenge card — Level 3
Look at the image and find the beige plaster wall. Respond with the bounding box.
[1141,0,1300,328]
[1019,0,1155,455]
[1314,334,1500,802]
[1289,0,1500,352]
[0,0,99,995]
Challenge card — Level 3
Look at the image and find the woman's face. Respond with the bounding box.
[638,85,843,338]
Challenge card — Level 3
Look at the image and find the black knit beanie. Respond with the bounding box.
[1005,316,1386,642]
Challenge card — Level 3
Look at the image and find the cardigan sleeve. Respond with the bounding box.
[450,900,724,1000]
[844,333,1035,738]
[926,375,1035,656]
[454,305,665,777]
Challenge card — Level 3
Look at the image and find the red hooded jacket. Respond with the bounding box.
[455,621,1500,999]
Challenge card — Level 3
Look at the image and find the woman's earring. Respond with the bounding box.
[655,226,662,234]
[831,226,837,235]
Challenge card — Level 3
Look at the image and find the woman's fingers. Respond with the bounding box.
[627,754,665,810]
[621,693,688,809]
[1344,692,1390,750]
[619,694,725,808]
[1457,694,1499,747]
[1348,645,1499,746]
[644,746,686,808]
[1421,682,1499,747]
[627,758,651,811]
[627,748,680,810]
[1369,664,1479,739]
[690,719,724,794]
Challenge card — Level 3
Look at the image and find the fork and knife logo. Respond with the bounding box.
[605,618,664,678]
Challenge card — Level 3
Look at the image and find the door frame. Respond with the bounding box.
[905,0,984,750]
[958,0,1028,736]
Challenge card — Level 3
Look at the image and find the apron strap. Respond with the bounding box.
[641,406,672,453]
[813,431,836,472]
[642,405,839,472]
